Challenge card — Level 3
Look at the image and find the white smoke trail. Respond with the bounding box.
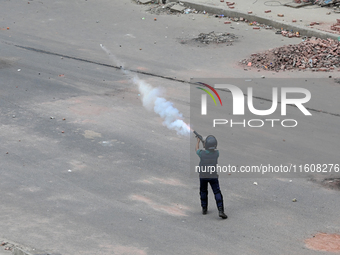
[100,44,190,136]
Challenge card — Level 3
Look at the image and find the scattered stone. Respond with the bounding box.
[292,198,297,202]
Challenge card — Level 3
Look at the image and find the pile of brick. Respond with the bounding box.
[242,37,340,71]
[331,19,340,32]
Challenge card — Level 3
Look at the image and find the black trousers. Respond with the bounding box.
[199,178,224,209]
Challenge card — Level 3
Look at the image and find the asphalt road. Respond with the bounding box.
[0,1,340,255]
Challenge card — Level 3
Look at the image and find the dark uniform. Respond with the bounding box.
[196,135,227,219]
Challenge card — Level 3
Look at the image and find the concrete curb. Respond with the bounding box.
[168,0,340,40]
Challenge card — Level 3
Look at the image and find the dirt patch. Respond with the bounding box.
[179,31,238,46]
[305,233,340,252]
[321,178,340,190]
[194,31,237,45]
[310,177,340,190]
[0,58,15,69]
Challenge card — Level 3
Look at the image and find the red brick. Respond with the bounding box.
[277,14,284,17]
[264,10,271,13]
[253,27,260,29]
[318,68,328,72]
[248,11,253,14]
[224,21,231,24]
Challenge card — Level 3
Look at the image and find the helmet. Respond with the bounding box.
[204,135,217,150]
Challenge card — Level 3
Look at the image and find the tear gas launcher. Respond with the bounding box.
[193,130,204,143]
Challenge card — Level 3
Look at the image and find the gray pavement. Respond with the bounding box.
[0,0,340,255]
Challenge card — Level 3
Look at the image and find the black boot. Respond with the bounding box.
[202,207,207,215]
[218,207,227,219]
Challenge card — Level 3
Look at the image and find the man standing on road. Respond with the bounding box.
[196,135,228,219]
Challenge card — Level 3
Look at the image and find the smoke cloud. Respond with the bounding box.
[100,44,190,136]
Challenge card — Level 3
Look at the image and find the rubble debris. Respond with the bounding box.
[193,31,237,44]
[319,0,340,7]
[285,0,340,7]
[241,37,340,71]
[147,2,199,15]
[331,19,340,32]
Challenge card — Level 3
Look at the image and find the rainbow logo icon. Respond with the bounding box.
[196,82,223,106]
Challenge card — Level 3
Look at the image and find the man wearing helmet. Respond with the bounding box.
[195,135,228,219]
